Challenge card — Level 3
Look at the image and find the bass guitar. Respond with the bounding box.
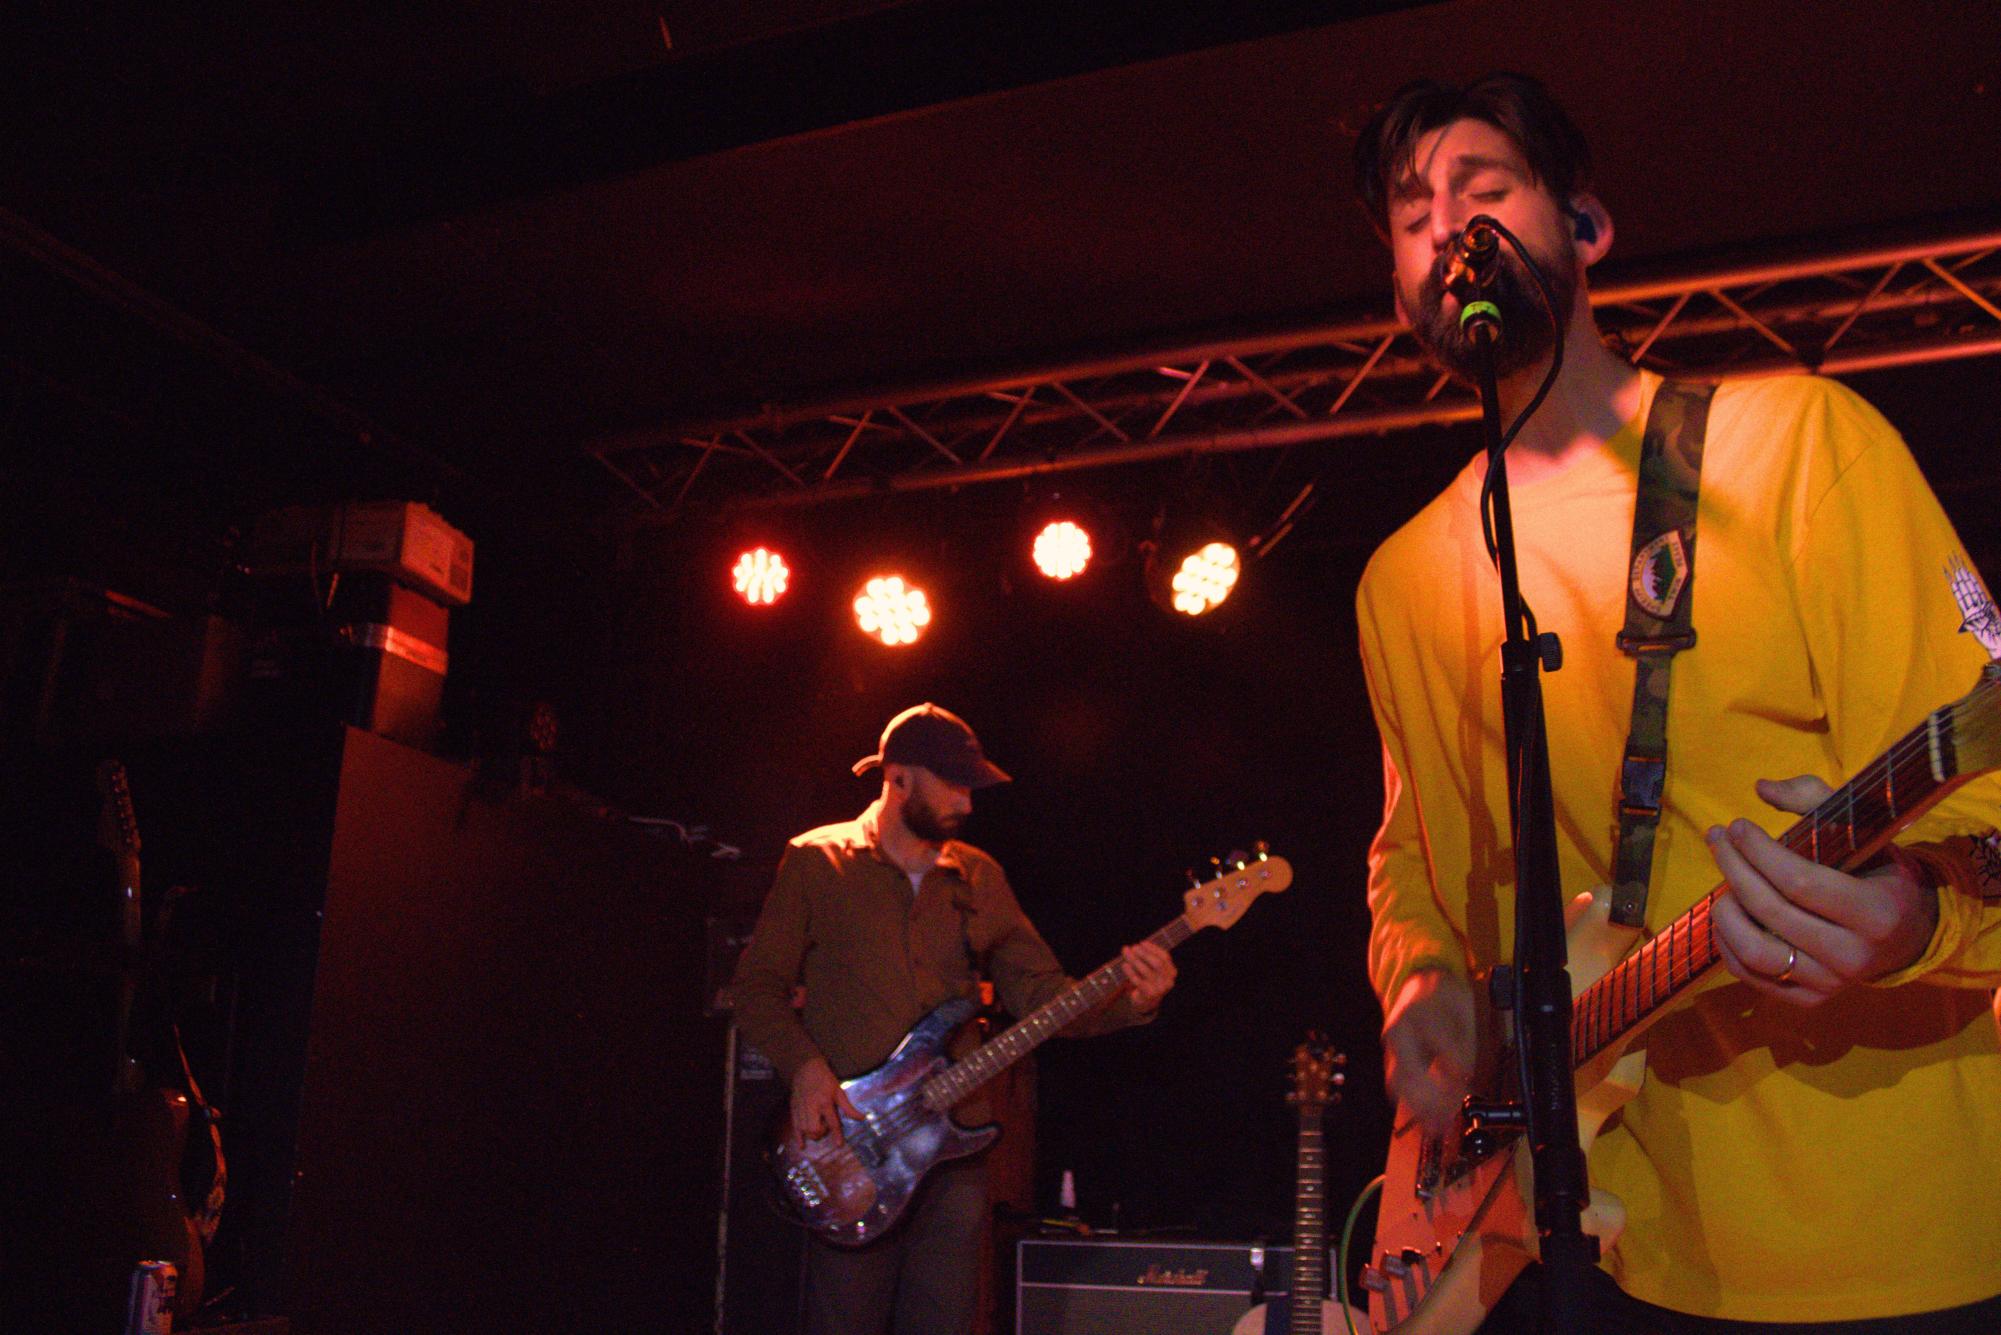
[1232,1033,1372,1335]
[771,849,1291,1246]
[1364,663,2001,1334]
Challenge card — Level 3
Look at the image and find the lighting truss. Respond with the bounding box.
[590,222,2001,518]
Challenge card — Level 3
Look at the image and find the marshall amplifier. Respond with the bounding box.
[1017,1237,1317,1334]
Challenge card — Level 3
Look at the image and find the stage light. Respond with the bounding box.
[854,576,931,646]
[1032,520,1092,580]
[1169,541,1239,616]
[732,547,790,605]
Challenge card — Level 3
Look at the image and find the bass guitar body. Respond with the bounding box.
[770,997,997,1247]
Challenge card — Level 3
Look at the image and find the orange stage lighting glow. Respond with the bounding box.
[1170,542,1239,615]
[732,547,790,605]
[854,576,932,646]
[1032,520,1092,580]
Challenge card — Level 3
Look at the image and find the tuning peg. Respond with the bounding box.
[1251,840,1270,860]
[1185,868,1202,889]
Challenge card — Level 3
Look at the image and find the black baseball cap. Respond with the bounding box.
[852,703,1012,788]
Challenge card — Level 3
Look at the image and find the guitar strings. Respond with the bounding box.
[820,905,1231,1166]
[1573,678,1999,1062]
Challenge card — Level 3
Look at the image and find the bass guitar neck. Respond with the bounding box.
[773,851,1291,1246]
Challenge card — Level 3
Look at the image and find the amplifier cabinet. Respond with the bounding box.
[1018,1237,1318,1335]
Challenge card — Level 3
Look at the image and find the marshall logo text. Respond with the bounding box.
[1137,1264,1210,1287]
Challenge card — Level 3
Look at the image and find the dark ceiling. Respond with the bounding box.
[6,0,2000,513]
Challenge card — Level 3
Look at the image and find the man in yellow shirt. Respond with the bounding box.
[1352,74,2001,1331]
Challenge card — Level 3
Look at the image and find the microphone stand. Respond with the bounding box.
[1458,287,1597,1335]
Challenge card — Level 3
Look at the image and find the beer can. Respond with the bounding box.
[125,1260,177,1335]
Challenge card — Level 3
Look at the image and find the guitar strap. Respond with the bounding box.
[1610,379,1715,928]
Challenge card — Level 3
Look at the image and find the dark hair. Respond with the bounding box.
[1353,72,1592,240]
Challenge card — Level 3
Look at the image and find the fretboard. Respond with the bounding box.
[920,916,1193,1112]
[1572,673,1998,1066]
[1289,1106,1327,1335]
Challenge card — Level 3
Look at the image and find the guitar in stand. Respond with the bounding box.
[1234,1033,1372,1335]
[53,760,206,1326]
[771,849,1291,1247]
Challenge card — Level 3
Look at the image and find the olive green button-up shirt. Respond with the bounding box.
[730,801,1146,1107]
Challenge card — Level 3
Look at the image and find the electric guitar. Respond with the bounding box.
[1364,663,2001,1334]
[1232,1033,1373,1335]
[73,762,205,1320]
[771,849,1292,1246]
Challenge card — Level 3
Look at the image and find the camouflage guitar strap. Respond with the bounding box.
[1610,380,1716,928]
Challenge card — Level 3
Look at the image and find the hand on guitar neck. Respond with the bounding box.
[1706,774,1939,1006]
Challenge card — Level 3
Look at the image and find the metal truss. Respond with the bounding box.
[591,222,2001,518]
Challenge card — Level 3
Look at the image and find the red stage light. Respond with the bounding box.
[732,547,790,605]
[853,576,931,646]
[1170,542,1240,615]
[1032,520,1092,580]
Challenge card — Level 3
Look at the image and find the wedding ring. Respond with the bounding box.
[1774,942,1798,983]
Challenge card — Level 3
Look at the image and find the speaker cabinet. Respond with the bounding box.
[1017,1238,1305,1334]
[716,1028,808,1334]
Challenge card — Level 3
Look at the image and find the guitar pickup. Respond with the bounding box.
[1416,1135,1443,1196]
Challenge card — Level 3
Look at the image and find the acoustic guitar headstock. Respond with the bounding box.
[1287,1030,1347,1112]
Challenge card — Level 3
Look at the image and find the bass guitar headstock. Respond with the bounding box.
[1181,844,1290,933]
[1287,1030,1347,1113]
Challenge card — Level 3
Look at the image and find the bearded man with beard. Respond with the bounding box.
[730,702,1175,1335]
[1352,74,2001,1332]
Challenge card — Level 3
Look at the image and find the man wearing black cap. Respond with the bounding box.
[731,703,1176,1335]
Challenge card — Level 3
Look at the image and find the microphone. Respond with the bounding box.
[1442,215,1501,301]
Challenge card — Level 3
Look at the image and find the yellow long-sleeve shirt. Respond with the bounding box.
[1357,371,2001,1321]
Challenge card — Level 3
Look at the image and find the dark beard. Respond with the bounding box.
[901,793,964,843]
[1405,234,1579,382]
